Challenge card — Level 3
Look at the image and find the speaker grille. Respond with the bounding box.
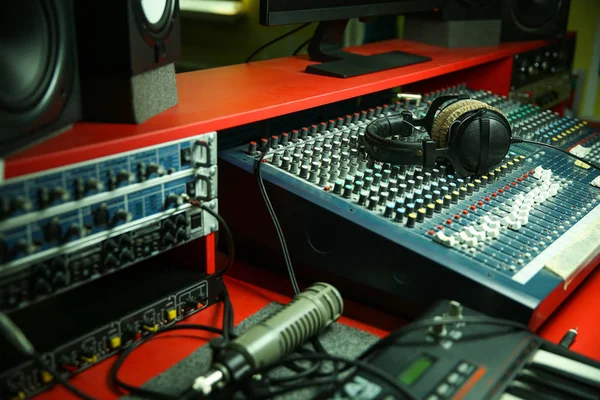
[0,1,57,112]
[511,0,562,30]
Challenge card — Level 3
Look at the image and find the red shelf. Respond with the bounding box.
[5,38,547,179]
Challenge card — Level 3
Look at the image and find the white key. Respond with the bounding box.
[517,210,529,225]
[466,226,478,237]
[489,220,501,230]
[509,220,522,230]
[534,166,545,178]
[433,231,456,247]
[534,194,548,203]
[520,204,532,213]
[473,230,486,241]
[522,198,534,207]
[458,231,470,243]
[541,171,552,182]
[465,236,478,247]
[486,228,500,239]
[501,215,514,227]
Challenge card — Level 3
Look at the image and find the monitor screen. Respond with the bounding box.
[260,0,443,26]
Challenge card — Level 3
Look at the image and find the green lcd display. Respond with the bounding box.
[397,355,434,385]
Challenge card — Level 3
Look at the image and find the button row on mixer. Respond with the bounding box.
[433,166,562,251]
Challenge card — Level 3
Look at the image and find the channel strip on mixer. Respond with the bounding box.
[220,85,600,329]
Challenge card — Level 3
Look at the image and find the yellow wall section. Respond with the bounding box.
[180,0,315,68]
[567,0,600,117]
[180,1,600,116]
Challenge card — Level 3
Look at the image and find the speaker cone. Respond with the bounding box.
[135,0,175,35]
[511,0,562,30]
[0,1,56,113]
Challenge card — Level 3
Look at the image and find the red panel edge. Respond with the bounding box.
[5,39,550,179]
[205,233,216,275]
[530,256,600,332]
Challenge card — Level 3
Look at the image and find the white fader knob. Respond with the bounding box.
[448,301,463,318]
[429,316,447,337]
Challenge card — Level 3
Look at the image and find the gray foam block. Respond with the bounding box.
[121,303,378,400]
[404,17,502,48]
[81,63,178,124]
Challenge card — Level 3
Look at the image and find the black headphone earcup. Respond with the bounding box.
[449,109,512,175]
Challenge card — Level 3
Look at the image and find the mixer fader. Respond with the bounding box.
[220,85,600,328]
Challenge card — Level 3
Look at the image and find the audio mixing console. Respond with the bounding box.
[0,133,219,312]
[220,85,600,329]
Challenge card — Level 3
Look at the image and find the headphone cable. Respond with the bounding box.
[511,137,600,171]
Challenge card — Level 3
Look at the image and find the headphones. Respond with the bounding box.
[363,95,512,177]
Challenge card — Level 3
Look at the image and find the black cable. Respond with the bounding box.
[512,138,600,171]
[247,353,419,400]
[245,23,312,63]
[109,323,232,400]
[255,148,300,294]
[293,38,311,56]
[0,312,98,400]
[255,146,337,387]
[221,285,234,342]
[191,201,235,279]
[359,316,530,362]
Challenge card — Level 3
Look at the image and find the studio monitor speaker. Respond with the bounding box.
[500,0,571,42]
[0,0,81,159]
[435,0,571,41]
[75,0,181,124]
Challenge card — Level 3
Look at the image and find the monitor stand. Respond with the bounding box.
[306,19,431,79]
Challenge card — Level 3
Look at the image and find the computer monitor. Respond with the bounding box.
[260,0,444,78]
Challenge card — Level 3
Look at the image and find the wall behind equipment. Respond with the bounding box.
[179,0,600,118]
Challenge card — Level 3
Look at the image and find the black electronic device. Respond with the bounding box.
[510,35,576,110]
[435,0,504,21]
[363,95,512,177]
[320,299,600,400]
[500,0,571,42]
[0,249,223,400]
[259,0,442,78]
[0,0,81,159]
[74,0,181,123]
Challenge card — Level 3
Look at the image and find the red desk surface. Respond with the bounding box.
[4,38,548,179]
[35,261,600,400]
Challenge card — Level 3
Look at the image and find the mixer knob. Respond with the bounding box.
[33,279,52,296]
[448,301,463,318]
[50,187,70,202]
[176,214,189,227]
[32,263,52,280]
[93,204,110,226]
[105,239,119,253]
[10,240,30,258]
[429,316,447,337]
[165,193,183,209]
[163,219,176,232]
[111,209,132,227]
[85,179,104,193]
[11,196,32,213]
[64,224,82,241]
[52,272,69,289]
[117,170,133,186]
[146,163,165,179]
[119,235,132,247]
[119,248,134,263]
[162,232,175,247]
[406,213,417,228]
[37,188,50,208]
[104,254,119,270]
[43,218,62,243]
[175,228,189,243]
